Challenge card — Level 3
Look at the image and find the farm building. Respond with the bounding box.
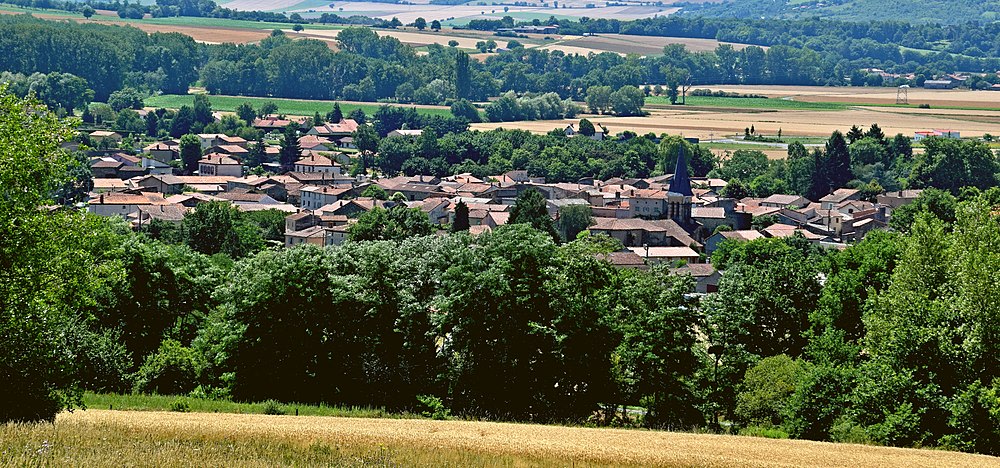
[914,130,960,141]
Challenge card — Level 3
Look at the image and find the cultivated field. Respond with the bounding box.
[3,410,998,467]
[223,0,674,24]
[543,34,761,55]
[476,87,1000,146]
[145,94,453,117]
[693,85,1000,109]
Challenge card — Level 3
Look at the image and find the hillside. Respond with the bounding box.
[678,0,998,25]
[6,410,1000,467]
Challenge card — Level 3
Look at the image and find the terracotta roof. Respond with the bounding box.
[295,154,336,166]
[594,251,647,268]
[692,207,726,219]
[199,154,241,165]
[820,188,859,203]
[719,230,765,242]
[671,263,717,277]
[628,246,699,259]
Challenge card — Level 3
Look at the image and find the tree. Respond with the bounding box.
[846,125,865,144]
[448,40,459,47]
[258,101,278,117]
[349,206,433,241]
[179,134,201,175]
[1,91,124,422]
[865,123,886,143]
[170,105,195,138]
[360,184,387,200]
[108,87,144,112]
[907,138,998,194]
[578,118,595,136]
[327,102,343,122]
[431,20,441,31]
[450,99,481,122]
[37,73,94,115]
[824,131,852,195]
[145,111,159,137]
[279,123,301,171]
[558,204,593,241]
[352,125,380,171]
[455,51,471,100]
[734,355,802,427]
[193,94,214,127]
[81,5,95,18]
[293,23,304,32]
[510,188,559,242]
[235,102,256,125]
[586,85,612,114]
[133,340,203,395]
[613,270,703,428]
[183,201,263,258]
[609,85,645,117]
[245,137,267,168]
[413,17,427,30]
[451,201,470,232]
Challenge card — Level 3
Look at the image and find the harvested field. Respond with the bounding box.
[472,104,1000,141]
[2,410,997,467]
[688,85,1000,109]
[546,34,761,55]
[296,27,485,49]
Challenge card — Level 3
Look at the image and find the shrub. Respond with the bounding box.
[262,399,286,415]
[133,340,203,395]
[416,394,450,420]
[735,355,802,427]
[738,425,790,439]
[169,399,190,412]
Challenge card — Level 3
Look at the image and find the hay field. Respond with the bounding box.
[543,34,760,55]
[690,85,1000,109]
[473,103,1000,141]
[3,410,998,467]
[223,0,673,23]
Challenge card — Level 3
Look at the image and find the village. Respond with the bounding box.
[83,115,924,291]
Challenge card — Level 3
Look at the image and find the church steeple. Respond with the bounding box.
[668,143,693,196]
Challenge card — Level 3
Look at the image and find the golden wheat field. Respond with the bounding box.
[2,410,999,467]
[473,103,1000,141]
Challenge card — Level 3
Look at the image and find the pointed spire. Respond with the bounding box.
[668,143,693,196]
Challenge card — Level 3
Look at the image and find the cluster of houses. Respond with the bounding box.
[84,123,924,294]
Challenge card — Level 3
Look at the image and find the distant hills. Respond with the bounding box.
[677,0,1000,25]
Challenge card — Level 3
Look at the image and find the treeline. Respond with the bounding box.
[0,15,200,100]
[557,15,1000,65]
[360,125,716,182]
[710,125,998,203]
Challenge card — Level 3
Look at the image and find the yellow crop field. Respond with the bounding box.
[3,410,999,467]
[474,98,1000,143]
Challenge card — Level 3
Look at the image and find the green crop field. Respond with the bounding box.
[145,94,454,118]
[647,95,849,111]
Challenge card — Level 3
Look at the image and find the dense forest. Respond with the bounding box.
[4,91,1000,456]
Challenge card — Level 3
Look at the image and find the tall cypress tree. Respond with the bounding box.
[824,130,852,195]
[451,201,470,232]
[454,51,471,100]
[279,123,301,172]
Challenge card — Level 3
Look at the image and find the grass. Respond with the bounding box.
[648,95,849,111]
[4,410,998,467]
[83,392,406,418]
[145,94,453,117]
